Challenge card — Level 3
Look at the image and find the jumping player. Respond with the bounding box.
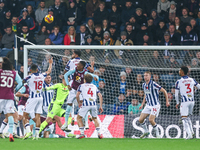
[61,61,99,130]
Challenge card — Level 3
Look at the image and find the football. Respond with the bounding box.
[44,14,54,24]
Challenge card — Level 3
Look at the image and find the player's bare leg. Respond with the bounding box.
[182,116,192,139]
[77,115,85,139]
[32,113,41,140]
[139,113,149,138]
[149,115,160,138]
[23,112,33,140]
[7,113,14,142]
[93,117,103,139]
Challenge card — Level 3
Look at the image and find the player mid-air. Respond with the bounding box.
[0,57,23,142]
[175,66,200,139]
[23,57,53,140]
[76,74,103,139]
[138,71,169,138]
[61,61,99,131]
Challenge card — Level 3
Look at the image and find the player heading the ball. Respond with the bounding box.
[138,71,169,138]
[175,66,200,139]
[76,74,103,139]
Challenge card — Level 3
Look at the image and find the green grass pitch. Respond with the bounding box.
[1,138,200,150]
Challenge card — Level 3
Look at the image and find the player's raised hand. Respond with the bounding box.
[68,85,72,91]
[175,104,179,109]
[166,102,170,107]
[49,57,53,64]
[139,105,143,110]
[99,107,103,114]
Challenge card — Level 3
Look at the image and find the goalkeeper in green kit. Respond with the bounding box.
[39,77,75,138]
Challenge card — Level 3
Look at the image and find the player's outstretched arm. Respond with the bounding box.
[139,95,146,109]
[160,88,170,107]
[85,72,99,81]
[98,92,103,113]
[15,87,29,98]
[64,69,76,90]
[43,84,57,91]
[87,61,94,73]
[46,57,53,75]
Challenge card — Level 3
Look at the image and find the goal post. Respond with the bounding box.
[23,45,200,138]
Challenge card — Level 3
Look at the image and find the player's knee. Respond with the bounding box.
[138,118,144,124]
[149,118,154,124]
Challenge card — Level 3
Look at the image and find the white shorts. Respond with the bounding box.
[43,106,48,114]
[18,105,25,116]
[141,105,160,117]
[78,105,97,118]
[24,98,43,119]
[0,99,15,114]
[67,88,83,104]
[180,102,194,116]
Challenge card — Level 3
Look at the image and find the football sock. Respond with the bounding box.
[65,105,72,124]
[96,127,100,134]
[187,117,194,134]
[8,116,14,135]
[153,124,159,136]
[71,103,74,118]
[68,117,72,125]
[182,118,192,136]
[0,121,7,133]
[35,127,40,137]
[141,121,148,133]
[13,122,18,134]
[49,134,59,138]
[39,121,48,134]
[85,113,89,127]
[25,123,31,133]
[79,127,84,135]
[29,119,36,136]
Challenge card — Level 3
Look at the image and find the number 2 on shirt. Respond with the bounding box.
[87,88,93,97]
[185,84,191,93]
[34,81,43,90]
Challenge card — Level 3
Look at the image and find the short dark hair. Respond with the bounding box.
[181,66,188,75]
[74,50,81,57]
[2,57,13,70]
[79,61,86,68]
[84,74,93,83]
[30,64,38,71]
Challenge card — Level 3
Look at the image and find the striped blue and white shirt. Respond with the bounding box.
[24,73,47,99]
[142,80,162,106]
[175,76,198,103]
[77,83,100,106]
[42,81,54,107]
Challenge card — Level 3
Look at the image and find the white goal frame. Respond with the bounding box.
[24,45,200,77]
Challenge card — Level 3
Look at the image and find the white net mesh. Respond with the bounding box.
[24,46,200,138]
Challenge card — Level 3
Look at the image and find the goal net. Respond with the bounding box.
[23,45,200,138]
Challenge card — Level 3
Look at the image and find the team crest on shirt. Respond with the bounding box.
[144,86,151,94]
[76,76,81,83]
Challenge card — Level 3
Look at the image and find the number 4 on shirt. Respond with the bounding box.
[87,88,93,97]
